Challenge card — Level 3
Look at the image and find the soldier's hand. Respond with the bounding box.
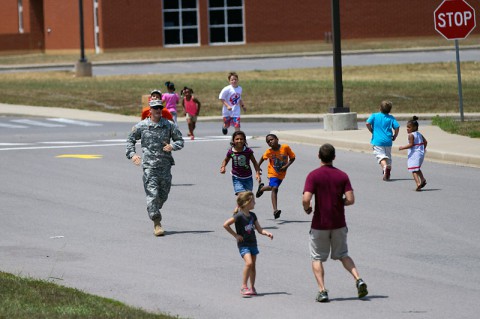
[131,154,141,166]
[163,142,173,152]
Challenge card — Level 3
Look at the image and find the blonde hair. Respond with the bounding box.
[380,100,393,114]
[234,191,254,213]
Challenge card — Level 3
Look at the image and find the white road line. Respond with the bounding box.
[0,143,124,151]
[0,143,32,146]
[47,118,102,126]
[0,135,241,151]
[11,119,65,127]
[0,123,28,128]
[96,139,126,142]
[40,141,90,144]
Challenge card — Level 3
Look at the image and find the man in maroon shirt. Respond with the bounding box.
[302,143,368,303]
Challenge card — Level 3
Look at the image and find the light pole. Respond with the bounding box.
[324,0,357,131]
[79,0,87,63]
[75,0,92,76]
[329,0,348,113]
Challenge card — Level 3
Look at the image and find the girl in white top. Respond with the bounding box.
[219,72,246,135]
[399,116,428,191]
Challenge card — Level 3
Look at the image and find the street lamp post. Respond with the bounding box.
[324,0,357,131]
[75,0,92,76]
[79,0,87,63]
[329,0,349,113]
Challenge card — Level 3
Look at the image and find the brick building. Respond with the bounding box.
[0,0,478,54]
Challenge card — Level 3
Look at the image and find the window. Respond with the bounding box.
[208,0,244,44]
[18,0,24,33]
[163,0,199,46]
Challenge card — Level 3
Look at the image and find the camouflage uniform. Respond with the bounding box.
[126,117,184,221]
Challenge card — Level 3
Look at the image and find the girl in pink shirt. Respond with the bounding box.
[162,81,180,124]
[182,86,202,140]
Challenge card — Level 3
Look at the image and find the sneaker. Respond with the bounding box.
[153,219,165,237]
[222,126,228,135]
[256,183,264,198]
[240,287,251,298]
[190,135,194,140]
[273,210,282,219]
[385,167,391,181]
[316,290,329,302]
[356,279,368,298]
[249,287,257,296]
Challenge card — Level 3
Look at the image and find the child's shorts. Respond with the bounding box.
[239,245,259,257]
[372,146,392,165]
[268,177,283,188]
[232,176,253,194]
[223,116,241,128]
[309,227,349,262]
[186,113,197,122]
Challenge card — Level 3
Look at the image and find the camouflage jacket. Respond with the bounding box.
[126,118,184,168]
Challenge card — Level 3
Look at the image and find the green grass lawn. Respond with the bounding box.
[0,271,179,319]
[0,62,479,118]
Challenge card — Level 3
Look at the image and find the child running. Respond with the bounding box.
[366,100,400,181]
[256,134,296,219]
[219,72,246,135]
[399,116,428,191]
[162,81,180,124]
[223,191,273,297]
[220,131,261,195]
[141,89,173,121]
[181,86,201,140]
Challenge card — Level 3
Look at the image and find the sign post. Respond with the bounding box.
[434,0,476,121]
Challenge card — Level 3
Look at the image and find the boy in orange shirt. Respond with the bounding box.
[256,134,296,219]
[141,89,173,121]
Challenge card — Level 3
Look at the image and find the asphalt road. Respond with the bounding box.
[1,119,480,318]
[2,48,479,76]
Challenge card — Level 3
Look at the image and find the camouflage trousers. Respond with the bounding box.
[143,166,172,221]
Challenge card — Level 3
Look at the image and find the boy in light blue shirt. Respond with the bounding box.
[366,100,400,181]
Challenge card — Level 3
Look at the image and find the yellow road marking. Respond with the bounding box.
[56,154,103,159]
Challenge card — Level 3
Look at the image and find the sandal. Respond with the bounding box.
[256,183,264,198]
[274,210,282,219]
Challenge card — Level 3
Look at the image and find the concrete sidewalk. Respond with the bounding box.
[1,103,479,168]
[274,125,480,168]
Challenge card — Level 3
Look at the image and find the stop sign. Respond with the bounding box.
[434,0,476,40]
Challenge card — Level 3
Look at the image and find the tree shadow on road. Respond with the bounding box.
[274,220,311,225]
[164,230,214,236]
[255,291,291,297]
[329,295,388,302]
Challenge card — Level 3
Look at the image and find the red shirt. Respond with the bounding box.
[141,107,173,121]
[303,165,352,230]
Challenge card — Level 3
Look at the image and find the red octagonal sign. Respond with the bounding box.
[434,0,476,40]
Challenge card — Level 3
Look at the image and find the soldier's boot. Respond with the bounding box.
[153,219,165,236]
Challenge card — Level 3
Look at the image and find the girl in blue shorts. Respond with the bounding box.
[220,131,262,195]
[223,191,273,297]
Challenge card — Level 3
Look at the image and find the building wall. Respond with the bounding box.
[99,0,162,49]
[341,1,439,38]
[244,0,329,43]
[0,0,44,52]
[244,0,453,42]
[43,0,94,51]
[0,0,479,53]
[0,0,20,34]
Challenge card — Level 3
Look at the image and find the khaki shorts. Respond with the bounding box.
[373,145,392,166]
[186,113,197,122]
[309,227,349,262]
